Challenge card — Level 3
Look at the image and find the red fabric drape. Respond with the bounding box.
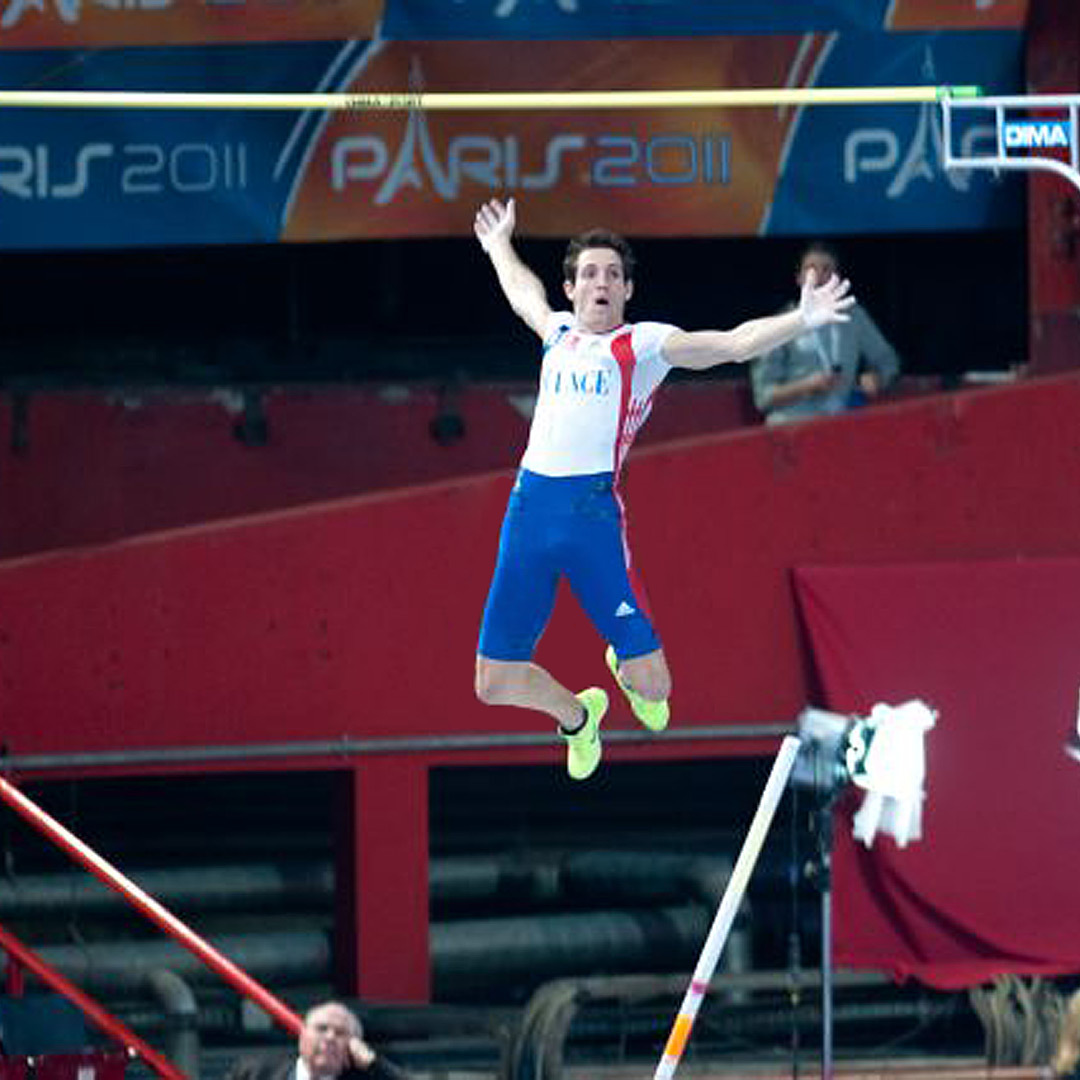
[795,558,1080,988]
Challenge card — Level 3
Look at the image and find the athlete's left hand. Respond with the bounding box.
[799,269,854,330]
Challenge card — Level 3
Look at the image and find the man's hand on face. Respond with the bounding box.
[348,1036,376,1070]
[300,1004,367,1077]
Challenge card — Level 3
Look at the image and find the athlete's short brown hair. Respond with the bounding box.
[563,229,636,285]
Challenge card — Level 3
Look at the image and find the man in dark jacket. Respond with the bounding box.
[226,1000,408,1080]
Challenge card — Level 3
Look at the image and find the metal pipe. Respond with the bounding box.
[0,862,332,917]
[559,851,732,906]
[432,856,560,907]
[0,775,302,1036]
[145,969,200,1080]
[2,724,792,774]
[433,906,710,989]
[35,929,330,994]
[432,851,732,908]
[35,911,710,996]
[0,852,725,917]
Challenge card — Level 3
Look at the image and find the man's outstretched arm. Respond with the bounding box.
[474,198,552,338]
[663,271,855,371]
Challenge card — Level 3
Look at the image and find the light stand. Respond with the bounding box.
[813,781,841,1080]
[821,835,833,1080]
[792,701,936,1080]
[787,781,803,1080]
[793,710,845,1080]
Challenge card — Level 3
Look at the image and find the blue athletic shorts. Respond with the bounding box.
[478,468,662,662]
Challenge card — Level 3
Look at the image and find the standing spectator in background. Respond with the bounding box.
[226,1001,409,1080]
[751,241,900,425]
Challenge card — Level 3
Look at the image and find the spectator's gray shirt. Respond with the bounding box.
[750,302,900,425]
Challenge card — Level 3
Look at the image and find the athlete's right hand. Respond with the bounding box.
[474,197,516,252]
[798,268,854,330]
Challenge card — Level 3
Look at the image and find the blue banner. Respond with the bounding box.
[765,30,1023,234]
[0,29,1024,248]
[382,0,1027,39]
[0,41,362,248]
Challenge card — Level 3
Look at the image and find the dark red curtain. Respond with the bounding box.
[795,558,1080,988]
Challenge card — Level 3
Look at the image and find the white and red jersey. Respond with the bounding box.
[520,312,677,478]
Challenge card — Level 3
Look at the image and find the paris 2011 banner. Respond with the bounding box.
[0,29,1023,249]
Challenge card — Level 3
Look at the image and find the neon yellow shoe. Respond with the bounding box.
[562,687,608,780]
[605,646,670,732]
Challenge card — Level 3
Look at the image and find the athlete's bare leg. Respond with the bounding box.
[617,647,671,701]
[605,645,671,732]
[475,655,588,731]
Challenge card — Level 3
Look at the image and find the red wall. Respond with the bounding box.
[1,373,1077,760]
[1026,0,1080,374]
[0,380,754,559]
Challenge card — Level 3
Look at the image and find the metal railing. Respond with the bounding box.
[0,723,792,775]
[0,773,303,1075]
[0,921,183,1079]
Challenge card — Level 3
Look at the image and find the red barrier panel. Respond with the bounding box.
[0,381,752,560]
[0,375,1078,760]
[32,1053,128,1080]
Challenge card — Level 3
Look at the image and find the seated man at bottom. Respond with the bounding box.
[226,1000,409,1080]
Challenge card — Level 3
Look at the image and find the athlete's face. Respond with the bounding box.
[565,247,633,333]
